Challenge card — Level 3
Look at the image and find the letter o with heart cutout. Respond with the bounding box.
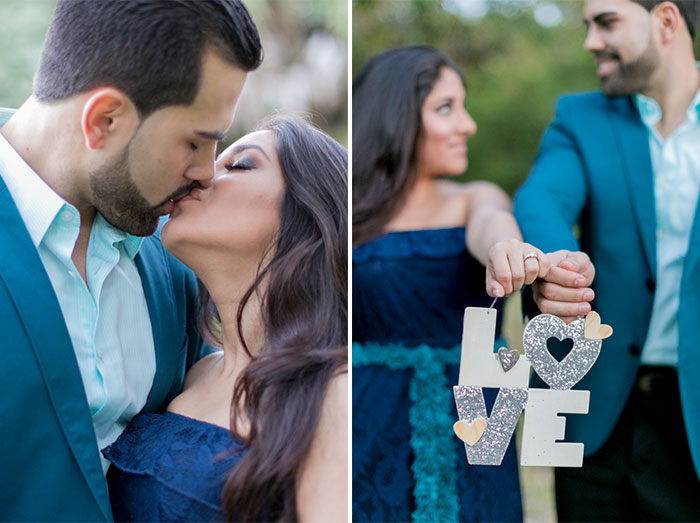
[522,313,603,390]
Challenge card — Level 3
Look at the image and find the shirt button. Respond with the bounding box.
[96,348,104,360]
[646,277,655,292]
[60,211,72,222]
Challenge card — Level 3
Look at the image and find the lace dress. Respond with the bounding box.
[102,412,245,522]
[352,227,522,522]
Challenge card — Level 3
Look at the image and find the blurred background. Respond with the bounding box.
[353,1,596,521]
[353,0,599,197]
[0,0,348,148]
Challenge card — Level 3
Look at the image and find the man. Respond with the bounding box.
[514,0,700,520]
[0,1,262,520]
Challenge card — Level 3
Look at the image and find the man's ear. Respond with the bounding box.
[80,88,138,150]
[653,1,682,42]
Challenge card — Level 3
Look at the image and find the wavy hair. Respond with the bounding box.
[198,116,347,521]
[352,45,464,245]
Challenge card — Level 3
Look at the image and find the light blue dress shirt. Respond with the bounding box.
[0,109,156,473]
[634,87,700,367]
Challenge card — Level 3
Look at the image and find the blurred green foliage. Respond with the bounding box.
[353,0,598,194]
[250,0,348,40]
[354,0,700,193]
[0,0,54,108]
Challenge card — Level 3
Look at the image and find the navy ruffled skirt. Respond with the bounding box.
[352,228,522,522]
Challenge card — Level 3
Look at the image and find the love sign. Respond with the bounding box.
[522,314,601,390]
[453,307,613,467]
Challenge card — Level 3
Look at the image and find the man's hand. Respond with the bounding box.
[532,250,596,323]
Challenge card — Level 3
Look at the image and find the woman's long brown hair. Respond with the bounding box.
[352,45,464,245]
[197,116,347,521]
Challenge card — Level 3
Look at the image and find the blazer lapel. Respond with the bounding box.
[135,241,181,412]
[682,191,700,287]
[0,182,112,521]
[607,95,657,277]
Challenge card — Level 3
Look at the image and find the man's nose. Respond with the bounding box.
[186,145,216,188]
[584,26,605,52]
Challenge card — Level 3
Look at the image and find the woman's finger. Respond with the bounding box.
[523,251,540,285]
[488,248,514,296]
[506,246,526,293]
[486,279,505,298]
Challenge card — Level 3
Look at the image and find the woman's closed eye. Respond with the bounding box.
[224,157,256,171]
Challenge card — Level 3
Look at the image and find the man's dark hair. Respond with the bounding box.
[33,0,263,117]
[635,0,699,39]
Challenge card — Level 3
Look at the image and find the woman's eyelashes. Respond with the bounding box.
[224,157,256,172]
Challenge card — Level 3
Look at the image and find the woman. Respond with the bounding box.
[102,116,347,522]
[352,45,547,522]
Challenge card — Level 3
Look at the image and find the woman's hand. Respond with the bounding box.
[486,239,550,298]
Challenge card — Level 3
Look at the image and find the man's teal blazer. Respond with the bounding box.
[0,175,205,521]
[514,91,700,479]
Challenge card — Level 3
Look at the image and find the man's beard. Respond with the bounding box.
[89,146,191,237]
[598,36,660,96]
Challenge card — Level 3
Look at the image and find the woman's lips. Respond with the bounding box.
[174,188,203,205]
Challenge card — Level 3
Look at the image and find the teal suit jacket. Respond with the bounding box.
[514,91,700,478]
[0,176,205,521]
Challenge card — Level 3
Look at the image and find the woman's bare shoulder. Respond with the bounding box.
[295,365,348,522]
[430,179,490,224]
[437,179,502,199]
[183,350,223,389]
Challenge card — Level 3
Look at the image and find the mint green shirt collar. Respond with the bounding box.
[634,88,700,137]
[0,109,143,259]
[634,63,700,138]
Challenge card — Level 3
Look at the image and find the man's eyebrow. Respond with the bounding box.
[230,143,270,161]
[583,11,617,25]
[195,130,227,141]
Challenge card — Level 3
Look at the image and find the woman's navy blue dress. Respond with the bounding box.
[102,411,246,522]
[352,227,522,522]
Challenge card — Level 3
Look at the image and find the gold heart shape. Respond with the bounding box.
[584,311,613,340]
[453,418,487,446]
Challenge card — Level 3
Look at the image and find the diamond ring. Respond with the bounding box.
[523,252,538,261]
